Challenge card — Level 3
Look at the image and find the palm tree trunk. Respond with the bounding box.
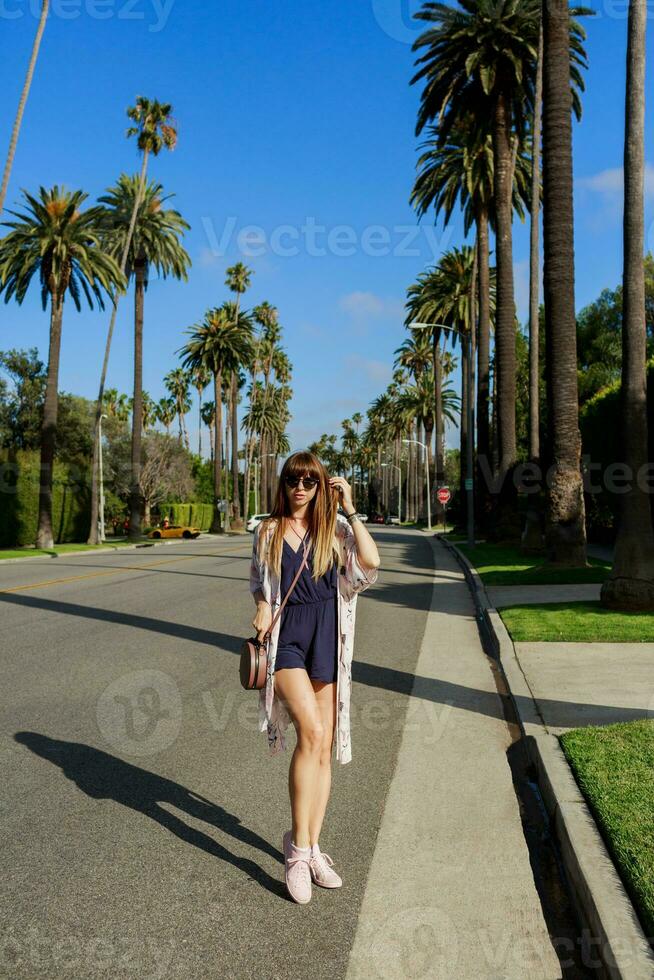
[128,263,146,539]
[601,0,654,609]
[198,388,203,457]
[211,370,224,534]
[529,26,544,464]
[434,331,444,485]
[231,370,242,526]
[459,345,468,518]
[0,0,50,216]
[87,149,149,544]
[223,391,231,531]
[35,291,63,550]
[542,0,587,565]
[476,207,491,524]
[493,92,517,520]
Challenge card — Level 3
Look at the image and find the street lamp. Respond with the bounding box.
[381,462,402,524]
[410,320,475,548]
[98,413,108,542]
[402,438,431,531]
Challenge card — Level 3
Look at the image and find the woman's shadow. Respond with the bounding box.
[14,731,288,900]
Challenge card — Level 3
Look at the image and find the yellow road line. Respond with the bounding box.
[0,552,211,594]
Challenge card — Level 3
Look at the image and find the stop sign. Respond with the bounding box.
[437,487,451,505]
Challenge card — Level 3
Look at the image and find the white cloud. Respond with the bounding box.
[579,162,654,199]
[338,291,403,319]
[342,353,392,384]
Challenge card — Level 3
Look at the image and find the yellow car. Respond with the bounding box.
[148,524,201,540]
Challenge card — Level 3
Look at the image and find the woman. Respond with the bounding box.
[249,450,380,904]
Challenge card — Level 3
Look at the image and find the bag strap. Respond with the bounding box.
[262,535,310,643]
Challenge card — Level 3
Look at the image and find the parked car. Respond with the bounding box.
[247,513,270,532]
[385,514,400,525]
[368,512,385,525]
[148,524,201,540]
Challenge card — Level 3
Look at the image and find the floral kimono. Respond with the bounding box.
[248,513,378,764]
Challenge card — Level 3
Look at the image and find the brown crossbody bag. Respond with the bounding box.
[239,534,310,690]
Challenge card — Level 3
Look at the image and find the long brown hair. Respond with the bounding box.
[256,451,340,581]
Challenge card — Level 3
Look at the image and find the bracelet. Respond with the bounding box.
[346,512,361,525]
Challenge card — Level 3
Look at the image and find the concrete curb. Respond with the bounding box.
[0,530,248,565]
[439,534,654,980]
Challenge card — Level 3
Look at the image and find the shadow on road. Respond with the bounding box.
[13,731,290,901]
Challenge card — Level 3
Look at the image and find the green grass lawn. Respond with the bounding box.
[456,541,610,586]
[0,540,141,560]
[499,601,654,642]
[560,720,654,940]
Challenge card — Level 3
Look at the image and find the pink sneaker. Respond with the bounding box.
[282,830,312,904]
[309,845,343,888]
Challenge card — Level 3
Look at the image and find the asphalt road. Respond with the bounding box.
[0,527,433,979]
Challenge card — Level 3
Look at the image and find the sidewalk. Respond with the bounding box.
[346,536,561,979]
[444,536,654,977]
[485,583,654,733]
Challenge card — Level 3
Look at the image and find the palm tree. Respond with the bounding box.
[201,401,216,461]
[190,363,210,456]
[411,0,539,501]
[243,301,278,520]
[411,114,530,504]
[600,0,654,609]
[164,367,192,448]
[156,396,176,434]
[88,97,178,545]
[0,186,123,547]
[541,0,589,564]
[225,262,253,528]
[0,1,50,217]
[99,175,190,539]
[103,387,130,422]
[178,308,252,534]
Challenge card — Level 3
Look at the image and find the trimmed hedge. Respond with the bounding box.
[0,448,91,548]
[163,502,214,530]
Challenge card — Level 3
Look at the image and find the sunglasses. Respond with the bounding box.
[285,476,319,489]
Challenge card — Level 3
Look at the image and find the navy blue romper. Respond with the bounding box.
[274,535,339,683]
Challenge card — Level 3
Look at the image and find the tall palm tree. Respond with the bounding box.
[0,186,123,547]
[190,363,210,457]
[88,97,178,544]
[242,301,278,520]
[541,0,588,564]
[225,261,252,528]
[601,0,654,609]
[411,0,538,502]
[99,175,190,539]
[178,308,252,534]
[164,367,192,448]
[0,0,50,217]
[201,401,216,461]
[411,114,530,504]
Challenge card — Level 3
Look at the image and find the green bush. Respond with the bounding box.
[161,502,214,530]
[0,448,91,547]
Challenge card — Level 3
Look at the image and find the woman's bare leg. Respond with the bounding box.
[273,667,323,849]
[308,679,337,847]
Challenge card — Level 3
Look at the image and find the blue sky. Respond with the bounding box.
[1,0,652,456]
